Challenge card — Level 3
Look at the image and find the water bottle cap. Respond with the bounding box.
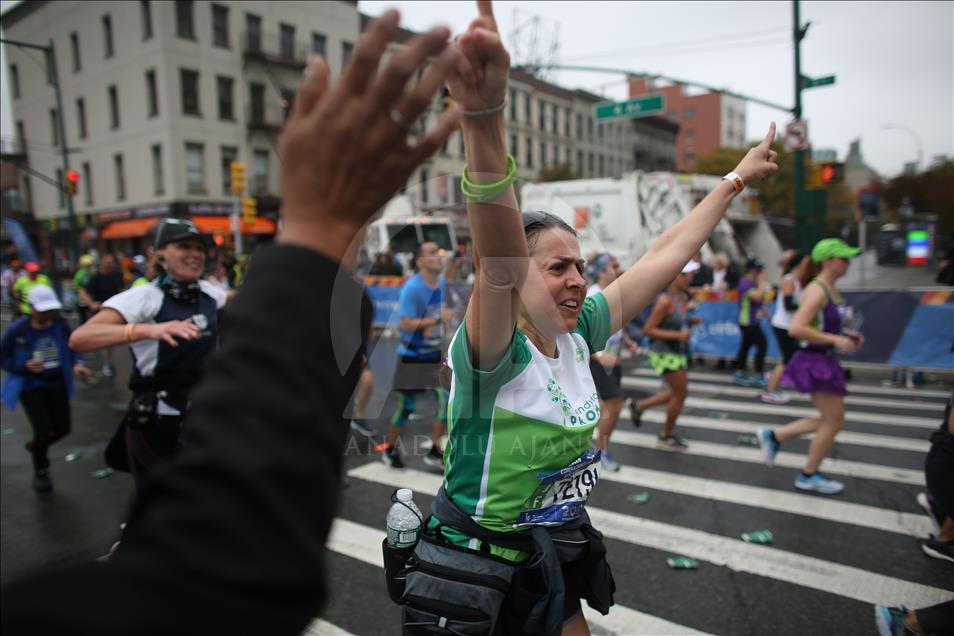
[396,488,413,502]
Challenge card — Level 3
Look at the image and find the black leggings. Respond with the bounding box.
[735,324,767,374]
[915,600,954,635]
[20,386,72,472]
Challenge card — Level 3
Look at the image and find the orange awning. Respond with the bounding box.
[100,218,161,240]
[190,215,276,235]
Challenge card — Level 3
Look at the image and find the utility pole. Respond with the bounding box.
[793,1,806,252]
[1,37,79,264]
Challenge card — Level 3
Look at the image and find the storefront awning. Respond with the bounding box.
[100,218,161,240]
[190,215,276,235]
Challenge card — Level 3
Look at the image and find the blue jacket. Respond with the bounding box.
[1,315,78,410]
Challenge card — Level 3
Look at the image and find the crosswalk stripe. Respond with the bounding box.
[620,382,940,430]
[601,464,933,538]
[346,463,953,608]
[636,409,931,453]
[302,619,358,636]
[625,376,945,412]
[629,367,952,400]
[609,429,924,485]
[325,516,711,636]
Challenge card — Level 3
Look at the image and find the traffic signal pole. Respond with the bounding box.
[1,37,79,264]
[793,0,809,253]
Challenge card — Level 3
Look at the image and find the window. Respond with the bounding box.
[540,141,546,166]
[185,143,205,193]
[16,121,25,148]
[598,155,604,175]
[509,89,516,121]
[419,168,428,204]
[57,168,65,208]
[684,150,695,167]
[538,99,545,130]
[45,46,54,85]
[526,135,533,168]
[70,32,81,72]
[250,82,265,123]
[685,129,695,143]
[311,32,326,55]
[281,89,295,121]
[114,153,126,200]
[151,144,164,195]
[108,85,119,129]
[102,15,113,58]
[565,108,571,136]
[180,69,200,116]
[576,150,583,173]
[280,23,295,60]
[587,117,593,140]
[683,106,695,121]
[523,92,531,121]
[510,133,518,159]
[220,146,237,194]
[76,98,87,139]
[458,132,465,158]
[177,1,195,39]
[212,4,229,48]
[50,109,59,146]
[552,104,558,134]
[9,65,19,99]
[342,41,354,65]
[576,114,582,140]
[141,1,153,40]
[217,76,234,121]
[588,152,594,174]
[82,162,93,205]
[146,70,158,117]
[252,149,268,194]
[246,13,262,52]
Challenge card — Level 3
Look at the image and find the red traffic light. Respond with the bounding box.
[821,162,844,185]
[66,169,79,183]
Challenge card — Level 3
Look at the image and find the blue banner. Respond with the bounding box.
[2,218,39,263]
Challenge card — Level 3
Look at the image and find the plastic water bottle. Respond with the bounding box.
[386,488,422,548]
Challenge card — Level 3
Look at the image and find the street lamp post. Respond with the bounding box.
[881,123,923,174]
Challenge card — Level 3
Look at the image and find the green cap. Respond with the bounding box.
[811,238,861,263]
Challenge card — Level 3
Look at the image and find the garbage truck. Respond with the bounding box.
[520,171,783,280]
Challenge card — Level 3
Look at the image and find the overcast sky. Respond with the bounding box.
[2,1,951,180]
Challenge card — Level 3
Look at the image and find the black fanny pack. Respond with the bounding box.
[125,390,190,432]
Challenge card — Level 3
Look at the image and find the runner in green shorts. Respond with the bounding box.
[631,261,701,450]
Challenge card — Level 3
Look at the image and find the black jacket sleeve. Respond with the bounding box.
[2,245,371,636]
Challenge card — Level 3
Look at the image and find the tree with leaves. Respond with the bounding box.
[695,143,796,217]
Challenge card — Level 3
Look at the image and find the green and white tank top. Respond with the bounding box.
[440,293,612,550]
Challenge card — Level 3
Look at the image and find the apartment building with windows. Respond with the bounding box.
[630,76,746,172]
[2,0,359,253]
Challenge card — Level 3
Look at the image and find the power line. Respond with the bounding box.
[561,25,790,63]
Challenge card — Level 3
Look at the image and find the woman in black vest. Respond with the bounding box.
[70,219,229,491]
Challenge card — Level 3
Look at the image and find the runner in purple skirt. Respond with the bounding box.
[755,238,864,495]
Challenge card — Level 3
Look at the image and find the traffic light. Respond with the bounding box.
[820,162,845,185]
[231,161,246,194]
[241,197,257,225]
[65,169,80,196]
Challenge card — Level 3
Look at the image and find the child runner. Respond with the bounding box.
[756,238,863,494]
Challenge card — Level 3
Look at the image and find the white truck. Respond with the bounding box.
[363,195,470,271]
[520,171,783,281]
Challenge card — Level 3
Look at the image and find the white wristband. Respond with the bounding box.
[722,171,744,193]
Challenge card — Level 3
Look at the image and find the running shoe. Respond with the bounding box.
[656,435,688,451]
[920,534,954,563]
[381,446,405,470]
[601,450,620,472]
[349,419,376,437]
[749,374,768,389]
[31,470,52,493]
[760,390,789,405]
[874,605,919,636]
[628,398,642,428]
[422,446,444,470]
[916,492,942,532]
[794,472,844,495]
[732,371,749,386]
[755,427,779,466]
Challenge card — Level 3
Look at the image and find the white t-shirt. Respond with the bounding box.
[770,275,802,330]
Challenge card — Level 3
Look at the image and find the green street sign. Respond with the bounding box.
[802,74,836,89]
[594,94,665,121]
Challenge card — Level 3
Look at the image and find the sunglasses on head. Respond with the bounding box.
[521,211,562,229]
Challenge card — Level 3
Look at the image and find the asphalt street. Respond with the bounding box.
[1,335,952,635]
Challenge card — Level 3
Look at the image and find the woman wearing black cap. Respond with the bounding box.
[70,218,228,491]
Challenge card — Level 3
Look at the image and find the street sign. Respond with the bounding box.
[593,94,665,121]
[801,74,836,89]
[784,119,809,152]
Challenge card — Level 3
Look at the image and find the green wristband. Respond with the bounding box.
[461,154,517,203]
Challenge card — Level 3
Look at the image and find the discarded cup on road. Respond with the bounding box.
[741,530,774,544]
[628,492,651,504]
[91,467,113,479]
[64,452,81,462]
[737,434,758,446]
[666,557,699,569]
